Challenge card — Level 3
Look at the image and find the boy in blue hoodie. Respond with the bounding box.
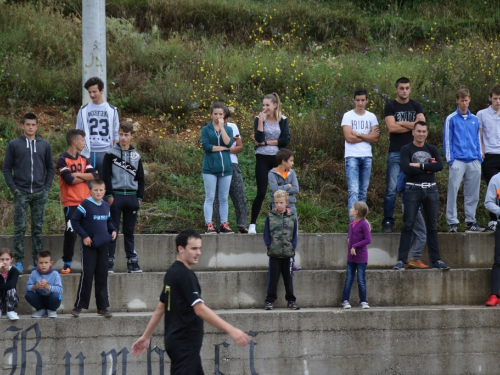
[70,178,117,318]
[25,250,63,318]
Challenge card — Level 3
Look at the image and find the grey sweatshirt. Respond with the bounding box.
[485,172,500,218]
[2,135,54,194]
[268,168,299,204]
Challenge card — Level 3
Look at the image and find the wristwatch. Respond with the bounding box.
[356,132,361,137]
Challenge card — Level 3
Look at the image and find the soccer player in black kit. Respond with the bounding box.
[132,229,250,374]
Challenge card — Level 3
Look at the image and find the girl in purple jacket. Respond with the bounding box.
[342,201,372,309]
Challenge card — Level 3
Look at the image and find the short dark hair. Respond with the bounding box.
[175,229,202,251]
[90,178,105,189]
[353,88,368,99]
[84,77,104,91]
[395,77,410,88]
[276,149,294,165]
[37,250,52,260]
[119,121,134,134]
[489,85,500,97]
[210,102,228,115]
[414,120,428,129]
[22,113,38,124]
[66,129,86,146]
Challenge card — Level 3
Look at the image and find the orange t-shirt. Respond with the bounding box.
[57,152,94,207]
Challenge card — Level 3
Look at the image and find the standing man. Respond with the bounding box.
[342,88,380,215]
[2,113,55,272]
[382,77,425,233]
[393,121,450,271]
[484,171,500,306]
[478,85,500,231]
[57,129,96,274]
[443,89,484,233]
[131,229,250,374]
[76,76,119,176]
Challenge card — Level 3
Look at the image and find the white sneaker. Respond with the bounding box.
[248,224,256,234]
[7,311,19,320]
[342,300,351,309]
[361,302,370,309]
[488,221,497,231]
[47,310,58,318]
[32,309,47,318]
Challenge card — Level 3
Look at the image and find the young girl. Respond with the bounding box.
[0,248,20,320]
[342,201,372,309]
[201,102,234,234]
[249,92,291,234]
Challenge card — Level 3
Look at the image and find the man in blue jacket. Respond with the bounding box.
[443,89,484,233]
[2,113,54,272]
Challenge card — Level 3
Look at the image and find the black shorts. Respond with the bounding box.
[166,345,204,375]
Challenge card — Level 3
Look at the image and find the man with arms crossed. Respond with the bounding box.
[342,88,380,215]
[478,85,500,231]
[393,122,450,271]
[76,77,119,176]
[132,229,250,374]
[382,77,425,232]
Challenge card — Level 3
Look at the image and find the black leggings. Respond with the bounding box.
[251,154,278,224]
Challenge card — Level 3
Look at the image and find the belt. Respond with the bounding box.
[406,182,436,188]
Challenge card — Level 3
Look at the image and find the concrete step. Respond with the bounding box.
[1,232,495,272]
[1,306,498,374]
[14,268,490,314]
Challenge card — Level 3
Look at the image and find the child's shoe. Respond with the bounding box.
[47,310,58,318]
[7,311,19,320]
[292,263,302,271]
[485,294,500,306]
[127,257,142,273]
[32,309,47,318]
[71,307,82,317]
[248,224,257,234]
[219,222,234,234]
[61,263,71,275]
[361,302,370,309]
[342,300,351,309]
[205,222,217,234]
[264,302,274,310]
[97,309,113,318]
[287,301,300,310]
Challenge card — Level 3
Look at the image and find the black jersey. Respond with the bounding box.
[400,142,443,184]
[159,261,204,349]
[385,99,424,152]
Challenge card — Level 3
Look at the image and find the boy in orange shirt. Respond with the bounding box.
[56,129,96,274]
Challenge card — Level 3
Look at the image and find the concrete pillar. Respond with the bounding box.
[82,0,107,104]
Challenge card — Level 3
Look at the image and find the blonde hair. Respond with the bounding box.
[352,201,369,218]
[274,189,289,200]
[264,92,282,120]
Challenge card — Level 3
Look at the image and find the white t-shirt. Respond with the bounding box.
[227,122,240,164]
[77,102,119,153]
[341,109,379,157]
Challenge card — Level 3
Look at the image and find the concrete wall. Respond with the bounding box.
[1,232,494,272]
[1,307,498,375]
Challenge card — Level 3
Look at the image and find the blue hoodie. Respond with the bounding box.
[443,108,481,165]
[26,267,63,297]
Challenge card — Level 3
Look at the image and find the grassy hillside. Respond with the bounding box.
[0,0,499,234]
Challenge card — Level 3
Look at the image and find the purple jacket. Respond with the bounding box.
[347,219,371,264]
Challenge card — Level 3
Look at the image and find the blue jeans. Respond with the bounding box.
[398,185,441,264]
[345,157,372,214]
[341,262,367,303]
[25,291,62,311]
[383,152,401,226]
[203,174,232,224]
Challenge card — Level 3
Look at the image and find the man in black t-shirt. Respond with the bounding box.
[382,77,425,233]
[132,229,250,374]
[393,122,450,271]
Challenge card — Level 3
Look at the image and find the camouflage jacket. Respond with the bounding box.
[263,209,298,258]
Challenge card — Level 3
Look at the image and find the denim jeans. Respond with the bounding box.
[398,185,441,264]
[25,291,62,311]
[341,262,367,303]
[203,174,232,224]
[345,157,372,213]
[383,151,401,226]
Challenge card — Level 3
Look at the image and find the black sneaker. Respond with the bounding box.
[71,307,82,317]
[205,222,217,234]
[108,258,115,274]
[287,301,300,310]
[465,223,485,233]
[219,222,234,234]
[382,221,392,233]
[432,260,451,270]
[97,309,113,318]
[264,302,273,310]
[127,257,143,273]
